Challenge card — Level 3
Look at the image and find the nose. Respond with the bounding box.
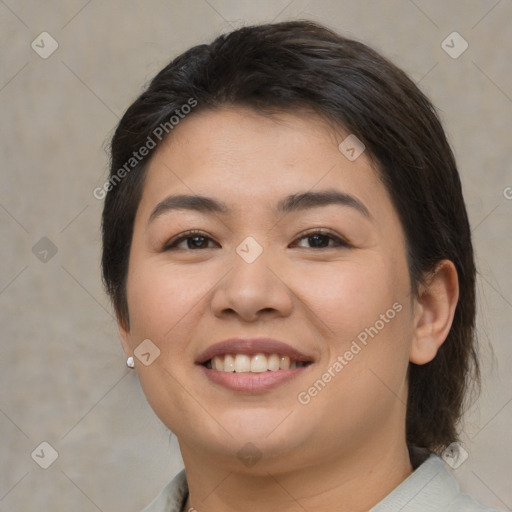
[210,245,293,323]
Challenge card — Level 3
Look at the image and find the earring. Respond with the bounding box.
[126,356,135,369]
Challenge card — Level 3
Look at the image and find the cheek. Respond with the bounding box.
[299,298,413,443]
[123,261,209,431]
[293,252,414,404]
[294,256,409,336]
[124,260,206,349]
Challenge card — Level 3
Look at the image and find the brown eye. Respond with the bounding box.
[184,236,210,249]
[163,231,220,251]
[292,229,351,249]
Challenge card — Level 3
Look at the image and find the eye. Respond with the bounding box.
[162,229,349,251]
[291,229,351,249]
[163,230,220,250]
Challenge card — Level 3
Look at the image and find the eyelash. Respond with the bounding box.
[162,228,351,251]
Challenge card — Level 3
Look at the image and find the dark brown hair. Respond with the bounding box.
[101,20,479,453]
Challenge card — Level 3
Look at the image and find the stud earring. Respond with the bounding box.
[126,356,135,368]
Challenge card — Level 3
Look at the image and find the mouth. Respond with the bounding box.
[195,338,314,392]
[202,353,312,372]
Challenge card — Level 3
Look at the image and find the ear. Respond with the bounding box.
[410,260,459,365]
[116,314,132,358]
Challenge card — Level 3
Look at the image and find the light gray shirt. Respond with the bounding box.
[142,449,502,512]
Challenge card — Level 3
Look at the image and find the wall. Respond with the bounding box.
[1,1,511,510]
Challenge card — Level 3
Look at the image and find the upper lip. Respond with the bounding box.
[195,338,314,365]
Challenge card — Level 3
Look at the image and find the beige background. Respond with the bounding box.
[1,1,511,510]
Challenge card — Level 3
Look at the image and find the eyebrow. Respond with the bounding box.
[148,189,371,225]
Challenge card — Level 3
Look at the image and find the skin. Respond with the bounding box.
[118,106,459,512]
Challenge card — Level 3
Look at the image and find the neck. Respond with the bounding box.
[180,438,413,512]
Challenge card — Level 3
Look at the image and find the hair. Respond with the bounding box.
[101,20,479,453]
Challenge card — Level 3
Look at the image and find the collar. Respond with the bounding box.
[370,448,460,511]
[145,448,461,512]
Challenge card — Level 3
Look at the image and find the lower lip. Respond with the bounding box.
[197,364,311,392]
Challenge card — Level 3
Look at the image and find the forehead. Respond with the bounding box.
[137,106,392,223]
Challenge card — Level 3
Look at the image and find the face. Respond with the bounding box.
[119,106,418,472]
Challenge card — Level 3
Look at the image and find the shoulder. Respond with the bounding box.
[371,449,503,512]
[447,492,503,512]
[144,456,503,512]
[141,469,188,512]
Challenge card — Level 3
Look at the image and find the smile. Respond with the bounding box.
[204,353,311,372]
[196,337,315,392]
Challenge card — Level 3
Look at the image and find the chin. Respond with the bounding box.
[210,413,314,464]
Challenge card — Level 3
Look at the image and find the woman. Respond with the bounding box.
[101,20,501,512]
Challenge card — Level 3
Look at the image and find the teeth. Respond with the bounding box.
[224,354,235,372]
[207,353,308,373]
[268,354,280,371]
[234,354,251,373]
[250,354,268,373]
[212,355,223,371]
